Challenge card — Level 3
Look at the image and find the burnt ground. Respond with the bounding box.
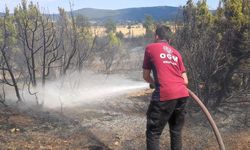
[0,89,250,150]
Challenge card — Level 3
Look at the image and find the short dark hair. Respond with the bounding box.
[155,25,172,41]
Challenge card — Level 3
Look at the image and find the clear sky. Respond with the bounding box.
[0,0,220,13]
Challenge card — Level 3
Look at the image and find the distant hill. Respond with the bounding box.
[73,6,181,24]
[0,6,182,24]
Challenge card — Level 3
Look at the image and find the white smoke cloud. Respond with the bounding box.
[18,71,147,109]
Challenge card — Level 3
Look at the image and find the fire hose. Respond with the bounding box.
[148,83,225,149]
[188,89,225,150]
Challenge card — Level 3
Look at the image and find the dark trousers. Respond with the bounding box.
[146,98,187,150]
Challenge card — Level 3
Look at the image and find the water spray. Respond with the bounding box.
[31,72,149,108]
[188,89,225,150]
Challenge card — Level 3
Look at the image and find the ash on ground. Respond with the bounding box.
[0,88,249,150]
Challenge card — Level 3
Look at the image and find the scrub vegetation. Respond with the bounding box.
[0,0,249,149]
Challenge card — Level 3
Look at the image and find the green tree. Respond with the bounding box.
[143,15,155,39]
[176,0,250,108]
[14,0,43,87]
[96,18,124,73]
[75,15,96,71]
[57,7,78,75]
[196,0,214,28]
[0,7,22,102]
[40,14,61,86]
[104,18,116,34]
[57,8,96,73]
[175,0,223,106]
[213,0,250,107]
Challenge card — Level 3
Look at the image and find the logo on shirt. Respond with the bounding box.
[160,53,178,65]
[161,46,178,65]
[163,46,173,54]
[160,53,178,61]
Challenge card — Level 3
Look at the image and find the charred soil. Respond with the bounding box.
[0,89,249,150]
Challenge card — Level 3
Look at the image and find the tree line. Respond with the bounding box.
[143,0,250,109]
[174,0,250,108]
[0,0,124,104]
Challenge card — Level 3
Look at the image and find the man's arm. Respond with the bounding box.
[181,72,188,85]
[143,69,154,84]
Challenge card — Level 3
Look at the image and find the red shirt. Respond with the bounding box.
[143,42,189,101]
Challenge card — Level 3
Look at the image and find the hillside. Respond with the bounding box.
[0,6,181,23]
[72,6,181,23]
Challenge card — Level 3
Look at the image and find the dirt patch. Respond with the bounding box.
[0,89,250,149]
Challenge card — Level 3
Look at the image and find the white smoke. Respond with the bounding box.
[19,71,147,108]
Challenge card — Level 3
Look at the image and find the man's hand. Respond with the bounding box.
[181,72,188,85]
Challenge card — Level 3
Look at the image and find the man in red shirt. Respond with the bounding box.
[143,25,189,150]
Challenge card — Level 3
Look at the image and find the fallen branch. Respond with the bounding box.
[221,101,250,104]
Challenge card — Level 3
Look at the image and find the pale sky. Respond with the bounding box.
[0,0,220,13]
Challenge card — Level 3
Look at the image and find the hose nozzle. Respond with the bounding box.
[149,83,155,89]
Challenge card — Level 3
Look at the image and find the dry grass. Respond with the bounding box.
[91,24,146,37]
[91,24,178,38]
